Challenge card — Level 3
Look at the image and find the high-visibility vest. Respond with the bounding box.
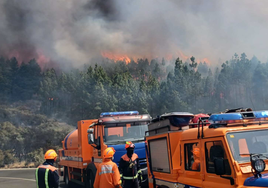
[119,153,142,181]
[36,164,57,188]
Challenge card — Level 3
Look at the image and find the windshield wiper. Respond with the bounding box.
[105,140,126,144]
[124,138,144,142]
[105,138,145,145]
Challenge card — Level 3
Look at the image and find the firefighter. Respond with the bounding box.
[35,149,59,188]
[94,147,122,188]
[192,144,200,171]
[119,141,142,188]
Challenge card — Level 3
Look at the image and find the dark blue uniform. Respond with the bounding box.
[35,161,59,188]
[119,153,141,188]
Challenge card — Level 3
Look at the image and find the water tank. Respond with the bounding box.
[63,129,79,150]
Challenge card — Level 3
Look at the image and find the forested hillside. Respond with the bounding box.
[1,54,268,121]
[0,53,267,167]
[0,103,73,167]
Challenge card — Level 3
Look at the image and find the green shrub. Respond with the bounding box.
[26,148,44,167]
[0,149,4,167]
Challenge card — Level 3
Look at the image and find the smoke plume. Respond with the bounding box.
[1,0,268,68]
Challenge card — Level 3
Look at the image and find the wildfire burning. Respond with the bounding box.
[6,49,53,70]
[101,52,131,64]
[101,50,210,65]
[175,51,211,64]
[7,49,210,69]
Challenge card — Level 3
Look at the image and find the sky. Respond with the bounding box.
[0,0,268,67]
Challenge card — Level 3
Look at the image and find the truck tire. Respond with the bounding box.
[64,167,69,186]
[86,163,97,188]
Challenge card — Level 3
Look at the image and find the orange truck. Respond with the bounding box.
[58,111,151,187]
[145,110,268,188]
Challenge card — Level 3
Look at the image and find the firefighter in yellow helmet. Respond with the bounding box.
[35,149,59,188]
[119,141,142,188]
[94,147,122,188]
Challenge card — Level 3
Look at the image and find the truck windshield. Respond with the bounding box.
[226,129,268,163]
[104,123,148,144]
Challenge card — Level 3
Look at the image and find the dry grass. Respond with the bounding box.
[0,161,35,169]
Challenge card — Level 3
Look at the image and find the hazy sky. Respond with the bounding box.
[0,0,268,67]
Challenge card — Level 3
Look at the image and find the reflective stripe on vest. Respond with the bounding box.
[123,173,139,180]
[45,168,49,188]
[36,168,39,188]
[36,167,50,188]
[99,164,114,175]
[138,170,143,180]
[99,170,114,175]
[123,170,142,180]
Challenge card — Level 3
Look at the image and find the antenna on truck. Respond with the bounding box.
[201,119,204,138]
[197,120,201,139]
[197,118,207,139]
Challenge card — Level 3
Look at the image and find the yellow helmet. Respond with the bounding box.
[103,147,115,159]
[44,149,58,161]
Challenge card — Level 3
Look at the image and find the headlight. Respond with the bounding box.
[252,158,266,173]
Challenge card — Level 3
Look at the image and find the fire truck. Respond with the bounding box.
[145,110,268,188]
[58,111,151,187]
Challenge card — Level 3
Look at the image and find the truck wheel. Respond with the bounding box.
[64,167,69,186]
[86,163,97,188]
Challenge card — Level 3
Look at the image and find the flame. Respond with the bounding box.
[6,49,52,69]
[8,50,23,63]
[101,52,131,64]
[177,50,190,61]
[175,50,211,64]
[164,51,189,61]
[37,50,50,64]
[201,58,210,64]
[101,50,210,65]
[165,54,173,61]
[36,50,51,69]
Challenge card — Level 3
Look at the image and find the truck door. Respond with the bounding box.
[179,140,202,188]
[201,138,235,188]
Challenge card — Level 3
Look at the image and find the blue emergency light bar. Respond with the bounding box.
[209,113,243,122]
[100,111,139,117]
[254,111,268,118]
[209,110,268,124]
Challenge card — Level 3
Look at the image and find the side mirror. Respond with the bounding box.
[87,128,100,150]
[214,158,235,185]
[214,158,225,175]
[87,128,94,145]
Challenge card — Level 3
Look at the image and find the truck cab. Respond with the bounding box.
[146,110,268,188]
[88,111,151,187]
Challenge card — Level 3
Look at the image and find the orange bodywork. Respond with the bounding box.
[58,112,151,187]
[146,124,268,188]
[58,119,102,183]
[59,120,97,169]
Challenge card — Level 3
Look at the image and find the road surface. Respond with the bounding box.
[0,168,65,188]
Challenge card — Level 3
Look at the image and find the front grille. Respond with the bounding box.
[139,158,147,164]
